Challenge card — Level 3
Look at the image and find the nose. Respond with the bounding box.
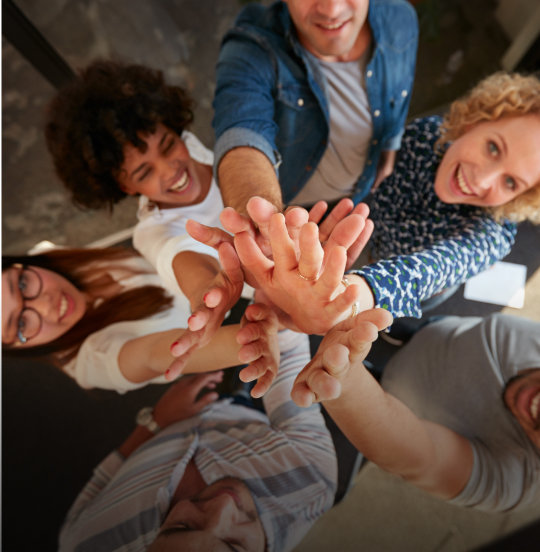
[474,163,501,192]
[317,0,345,19]
[157,155,178,182]
[200,494,239,532]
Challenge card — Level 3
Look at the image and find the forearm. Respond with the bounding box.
[119,325,241,383]
[117,425,154,458]
[172,251,221,309]
[218,147,283,214]
[323,364,437,480]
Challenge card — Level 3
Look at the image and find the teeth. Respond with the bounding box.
[60,295,68,318]
[169,171,189,192]
[531,392,540,420]
[456,166,473,195]
[321,22,344,29]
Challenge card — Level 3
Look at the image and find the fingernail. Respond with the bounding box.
[170,341,179,352]
[165,369,170,378]
[203,293,210,303]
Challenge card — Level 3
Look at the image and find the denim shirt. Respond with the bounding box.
[213,0,418,205]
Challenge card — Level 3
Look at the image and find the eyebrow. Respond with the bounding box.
[130,132,172,179]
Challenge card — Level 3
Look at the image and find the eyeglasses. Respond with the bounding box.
[16,266,43,344]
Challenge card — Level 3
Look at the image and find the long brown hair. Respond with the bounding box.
[2,248,173,367]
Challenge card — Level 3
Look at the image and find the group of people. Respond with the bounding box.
[3,0,540,550]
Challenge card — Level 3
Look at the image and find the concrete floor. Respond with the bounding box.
[3,0,540,551]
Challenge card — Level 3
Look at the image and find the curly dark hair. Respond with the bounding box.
[45,60,195,211]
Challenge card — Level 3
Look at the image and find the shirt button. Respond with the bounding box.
[366,160,372,165]
[372,139,378,145]
[297,98,304,107]
[374,110,380,117]
[306,165,312,171]
[401,90,408,97]
[367,70,373,78]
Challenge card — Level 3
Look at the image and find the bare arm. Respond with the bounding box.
[118,324,241,384]
[292,310,474,499]
[218,147,283,214]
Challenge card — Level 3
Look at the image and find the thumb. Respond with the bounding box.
[193,390,219,411]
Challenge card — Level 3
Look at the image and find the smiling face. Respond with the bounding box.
[2,265,87,347]
[285,0,371,62]
[148,477,265,552]
[117,124,212,210]
[434,115,540,207]
[504,368,540,449]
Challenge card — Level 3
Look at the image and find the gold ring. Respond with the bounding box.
[297,268,319,281]
[342,277,360,318]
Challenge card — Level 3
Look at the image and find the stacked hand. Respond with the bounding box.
[291,309,393,407]
[236,303,280,398]
[166,242,244,381]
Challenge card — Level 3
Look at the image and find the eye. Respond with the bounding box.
[138,168,152,182]
[18,314,27,333]
[488,141,499,157]
[163,138,175,154]
[504,175,516,190]
[18,272,28,294]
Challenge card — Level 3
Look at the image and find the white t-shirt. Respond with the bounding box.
[63,257,192,394]
[133,131,225,298]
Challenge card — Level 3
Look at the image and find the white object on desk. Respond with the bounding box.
[464,261,527,308]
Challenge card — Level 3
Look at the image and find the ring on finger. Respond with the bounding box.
[297,268,319,281]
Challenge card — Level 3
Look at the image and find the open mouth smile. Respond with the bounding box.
[455,165,474,196]
[317,19,349,32]
[168,170,190,193]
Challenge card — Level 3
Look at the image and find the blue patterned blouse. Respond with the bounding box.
[349,117,516,318]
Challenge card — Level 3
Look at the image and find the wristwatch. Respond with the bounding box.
[136,406,162,434]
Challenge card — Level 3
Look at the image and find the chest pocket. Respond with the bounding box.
[275,83,321,148]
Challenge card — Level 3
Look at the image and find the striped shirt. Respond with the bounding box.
[59,331,337,552]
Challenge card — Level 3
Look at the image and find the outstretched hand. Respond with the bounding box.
[236,303,280,398]
[291,309,393,407]
[233,212,368,334]
[166,242,244,381]
[153,371,224,426]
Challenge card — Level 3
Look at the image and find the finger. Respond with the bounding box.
[323,214,365,256]
[346,321,380,364]
[190,370,225,396]
[239,358,268,382]
[297,222,324,280]
[164,346,196,381]
[355,307,394,332]
[202,287,224,309]
[324,281,362,321]
[291,381,316,408]
[234,232,274,278]
[186,219,234,250]
[218,242,245,287]
[318,198,354,243]
[284,207,309,252]
[238,341,265,364]
[268,213,298,273]
[306,366,342,402]
[171,329,203,357]
[320,343,351,380]
[220,207,255,236]
[236,321,263,345]
[193,390,220,410]
[308,201,328,225]
[345,218,374,271]
[247,196,279,250]
[250,372,275,398]
[351,202,370,219]
[243,302,274,323]
[188,307,210,331]
[313,246,348,301]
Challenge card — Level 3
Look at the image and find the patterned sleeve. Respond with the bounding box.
[349,216,517,318]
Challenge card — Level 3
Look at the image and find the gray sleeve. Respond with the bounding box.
[448,439,540,511]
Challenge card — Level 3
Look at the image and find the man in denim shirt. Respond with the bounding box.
[213,0,418,218]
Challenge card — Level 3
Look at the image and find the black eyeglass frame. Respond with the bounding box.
[16,265,43,344]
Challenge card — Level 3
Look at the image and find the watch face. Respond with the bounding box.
[136,407,154,426]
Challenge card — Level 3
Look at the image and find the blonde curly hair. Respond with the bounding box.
[437,72,540,224]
